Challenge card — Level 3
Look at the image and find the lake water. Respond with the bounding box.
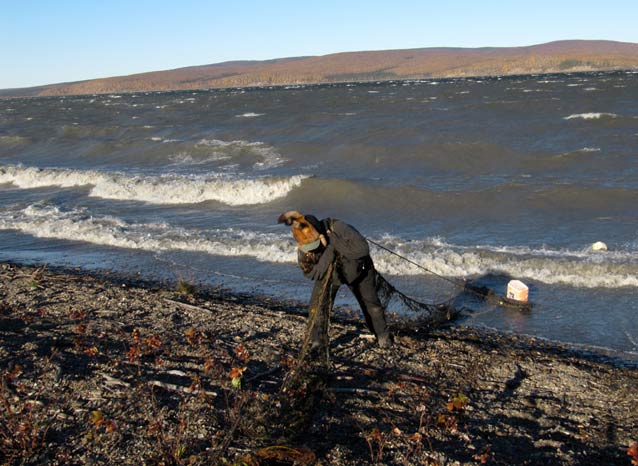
[1,71,637,356]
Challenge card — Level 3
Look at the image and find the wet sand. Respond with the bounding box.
[1,261,637,465]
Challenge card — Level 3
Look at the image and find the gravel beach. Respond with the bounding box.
[1,261,637,465]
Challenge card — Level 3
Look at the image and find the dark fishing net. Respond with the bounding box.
[277,256,464,440]
[274,242,466,444]
[294,263,339,369]
[375,273,461,328]
[293,249,463,367]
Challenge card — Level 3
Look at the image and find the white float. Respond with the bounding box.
[506,280,529,303]
[591,241,608,251]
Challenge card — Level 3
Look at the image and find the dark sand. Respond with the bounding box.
[1,262,637,465]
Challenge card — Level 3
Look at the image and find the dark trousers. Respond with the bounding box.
[309,264,389,345]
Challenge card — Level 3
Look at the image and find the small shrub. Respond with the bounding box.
[176,280,196,297]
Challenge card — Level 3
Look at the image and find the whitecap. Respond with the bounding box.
[563,112,618,120]
[167,151,232,165]
[194,139,286,169]
[577,147,601,152]
[0,164,307,206]
[235,112,265,118]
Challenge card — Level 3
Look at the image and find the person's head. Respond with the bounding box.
[278,210,326,252]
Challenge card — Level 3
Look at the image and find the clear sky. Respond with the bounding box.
[1,0,637,89]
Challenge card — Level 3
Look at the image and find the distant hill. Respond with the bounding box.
[3,40,638,97]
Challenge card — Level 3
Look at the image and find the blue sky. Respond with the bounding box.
[1,0,637,89]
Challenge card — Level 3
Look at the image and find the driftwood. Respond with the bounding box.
[101,373,131,388]
[148,380,217,397]
[163,298,213,314]
[329,387,380,396]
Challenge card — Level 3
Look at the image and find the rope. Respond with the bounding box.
[366,238,526,308]
[366,238,465,289]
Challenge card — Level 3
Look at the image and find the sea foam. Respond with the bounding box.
[563,112,618,120]
[0,164,307,206]
[0,205,297,264]
[1,204,636,289]
[235,112,265,118]
[193,139,285,169]
[370,237,638,289]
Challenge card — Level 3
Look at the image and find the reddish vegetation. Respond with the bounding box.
[3,40,638,97]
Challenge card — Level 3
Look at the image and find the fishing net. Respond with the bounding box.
[291,262,461,372]
[294,263,339,369]
[276,264,336,439]
[374,273,461,328]
[277,256,463,442]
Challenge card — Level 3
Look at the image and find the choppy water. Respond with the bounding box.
[1,71,637,355]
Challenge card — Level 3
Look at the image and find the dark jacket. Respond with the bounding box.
[300,218,371,284]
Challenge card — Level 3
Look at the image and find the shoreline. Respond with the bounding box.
[1,261,637,465]
[2,68,636,100]
[4,259,636,367]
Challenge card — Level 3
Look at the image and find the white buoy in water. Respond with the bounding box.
[591,241,608,251]
[506,280,529,303]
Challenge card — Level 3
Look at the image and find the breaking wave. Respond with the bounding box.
[1,204,637,289]
[563,112,618,120]
[0,164,307,206]
[193,139,285,169]
[371,236,638,289]
[235,112,265,118]
[0,205,296,263]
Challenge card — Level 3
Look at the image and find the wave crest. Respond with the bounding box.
[1,205,637,289]
[0,205,297,263]
[371,237,638,289]
[0,164,307,206]
[563,112,618,120]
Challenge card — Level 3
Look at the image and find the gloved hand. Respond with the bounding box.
[307,243,335,281]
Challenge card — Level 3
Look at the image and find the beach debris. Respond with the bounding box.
[504,363,528,391]
[506,280,529,303]
[101,373,131,388]
[591,241,608,251]
[242,445,317,465]
[148,379,217,397]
